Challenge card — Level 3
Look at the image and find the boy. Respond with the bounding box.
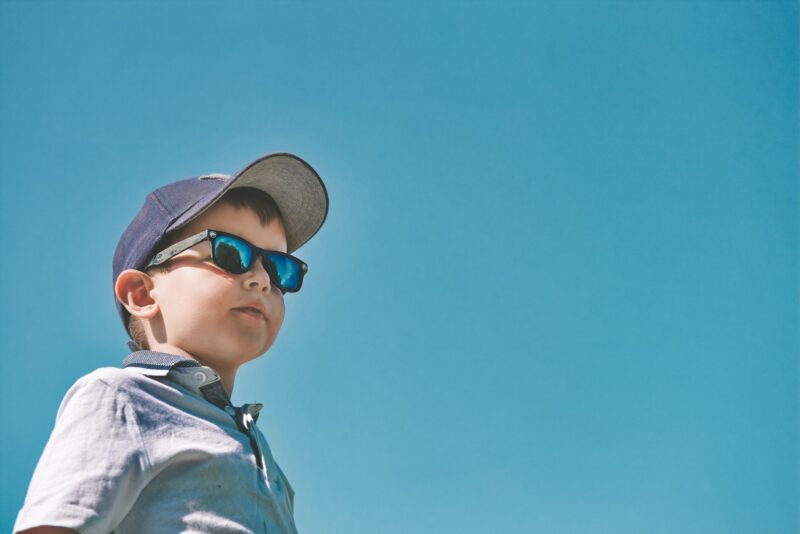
[14,152,328,534]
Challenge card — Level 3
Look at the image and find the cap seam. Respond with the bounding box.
[150,189,176,219]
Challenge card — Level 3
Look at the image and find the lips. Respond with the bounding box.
[234,304,267,321]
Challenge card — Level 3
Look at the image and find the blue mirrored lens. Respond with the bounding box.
[267,253,300,290]
[213,235,252,273]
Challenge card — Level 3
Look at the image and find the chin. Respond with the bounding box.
[251,341,275,360]
[238,341,274,362]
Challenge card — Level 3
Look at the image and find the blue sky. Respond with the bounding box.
[0,1,797,532]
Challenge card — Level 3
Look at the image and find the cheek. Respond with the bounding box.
[274,309,285,335]
[266,295,286,337]
[275,293,287,321]
[159,279,231,327]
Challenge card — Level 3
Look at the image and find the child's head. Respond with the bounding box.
[113,153,328,368]
[122,187,288,367]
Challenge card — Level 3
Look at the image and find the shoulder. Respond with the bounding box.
[63,367,145,399]
[57,367,167,416]
[74,366,141,386]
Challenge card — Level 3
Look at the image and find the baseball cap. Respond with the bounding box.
[112,152,328,335]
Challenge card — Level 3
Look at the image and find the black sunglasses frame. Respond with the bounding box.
[144,229,308,293]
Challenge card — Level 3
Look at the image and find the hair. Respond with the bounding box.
[127,187,284,350]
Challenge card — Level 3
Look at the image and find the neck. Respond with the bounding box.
[203,364,236,397]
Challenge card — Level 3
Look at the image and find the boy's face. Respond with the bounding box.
[147,201,288,370]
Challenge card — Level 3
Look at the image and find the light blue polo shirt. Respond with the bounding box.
[14,350,297,534]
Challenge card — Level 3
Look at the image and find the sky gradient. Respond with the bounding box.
[1,1,798,532]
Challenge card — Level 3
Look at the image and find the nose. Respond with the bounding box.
[242,256,272,292]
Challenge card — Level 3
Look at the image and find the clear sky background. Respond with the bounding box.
[0,1,797,533]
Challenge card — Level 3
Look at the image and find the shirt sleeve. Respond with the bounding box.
[14,373,152,534]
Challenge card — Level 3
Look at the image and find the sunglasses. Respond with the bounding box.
[144,229,307,293]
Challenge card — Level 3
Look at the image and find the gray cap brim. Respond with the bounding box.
[168,152,329,253]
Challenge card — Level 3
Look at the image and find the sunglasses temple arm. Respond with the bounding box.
[144,230,212,269]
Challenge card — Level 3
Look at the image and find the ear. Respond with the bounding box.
[114,269,160,320]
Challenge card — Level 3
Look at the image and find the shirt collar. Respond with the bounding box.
[122,350,203,376]
[121,350,262,421]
